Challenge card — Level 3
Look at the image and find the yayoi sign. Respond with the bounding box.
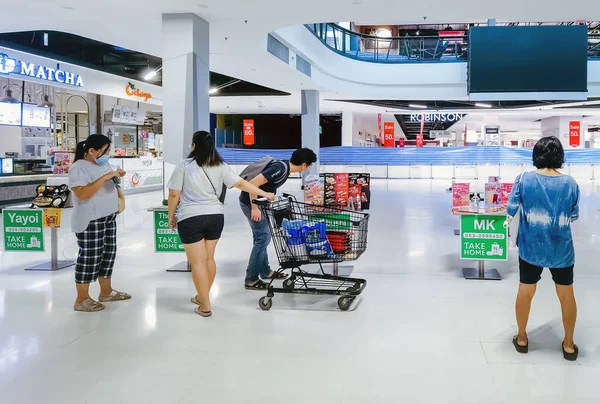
[0,53,84,87]
[3,209,44,252]
[409,113,465,123]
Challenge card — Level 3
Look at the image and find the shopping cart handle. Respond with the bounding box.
[252,198,269,206]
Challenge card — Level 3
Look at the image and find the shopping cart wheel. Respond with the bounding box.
[283,278,295,290]
[337,296,354,311]
[259,296,273,311]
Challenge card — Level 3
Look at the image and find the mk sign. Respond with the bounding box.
[0,53,84,87]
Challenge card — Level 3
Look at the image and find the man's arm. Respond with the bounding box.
[249,174,268,221]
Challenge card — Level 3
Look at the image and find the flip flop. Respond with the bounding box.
[262,271,289,280]
[191,295,201,305]
[562,342,579,361]
[245,280,269,290]
[195,306,212,317]
[513,336,528,354]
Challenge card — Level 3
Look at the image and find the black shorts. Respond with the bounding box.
[519,257,574,286]
[177,214,224,244]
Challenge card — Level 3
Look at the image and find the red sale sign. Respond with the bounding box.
[383,122,395,147]
[569,121,581,148]
[416,133,424,148]
[243,120,255,146]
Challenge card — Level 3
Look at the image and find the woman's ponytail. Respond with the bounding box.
[74,140,87,162]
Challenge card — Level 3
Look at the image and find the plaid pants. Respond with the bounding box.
[75,214,117,284]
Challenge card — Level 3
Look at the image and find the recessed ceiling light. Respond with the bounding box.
[475,103,493,108]
[197,4,208,8]
[249,68,256,71]
[63,6,74,10]
[409,103,428,109]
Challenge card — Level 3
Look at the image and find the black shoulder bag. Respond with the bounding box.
[201,166,227,204]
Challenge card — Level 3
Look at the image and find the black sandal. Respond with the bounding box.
[513,336,528,354]
[562,342,579,361]
[244,280,269,290]
[263,271,288,280]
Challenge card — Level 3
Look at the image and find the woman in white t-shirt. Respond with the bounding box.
[167,131,274,317]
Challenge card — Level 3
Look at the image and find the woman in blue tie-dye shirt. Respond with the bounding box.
[506,136,580,361]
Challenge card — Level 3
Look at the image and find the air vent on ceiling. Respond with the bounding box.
[296,55,311,77]
[267,34,289,64]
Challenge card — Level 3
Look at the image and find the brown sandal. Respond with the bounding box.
[74,298,105,312]
[194,306,212,317]
[190,295,201,305]
[99,290,132,302]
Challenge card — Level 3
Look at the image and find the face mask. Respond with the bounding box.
[96,155,110,165]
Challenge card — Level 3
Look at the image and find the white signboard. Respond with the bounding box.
[430,130,454,139]
[409,113,465,123]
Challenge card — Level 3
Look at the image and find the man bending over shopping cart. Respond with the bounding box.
[239,148,318,290]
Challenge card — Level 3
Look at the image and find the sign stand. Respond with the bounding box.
[167,261,191,273]
[463,260,501,281]
[26,228,75,271]
[454,229,460,236]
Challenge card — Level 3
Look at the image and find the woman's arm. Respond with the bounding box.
[71,171,122,201]
[571,183,580,222]
[233,178,274,201]
[168,189,182,229]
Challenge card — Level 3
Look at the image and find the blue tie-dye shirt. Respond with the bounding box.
[506,172,580,268]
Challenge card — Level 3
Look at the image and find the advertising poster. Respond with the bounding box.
[304,175,324,206]
[569,121,581,147]
[416,133,424,147]
[154,211,184,252]
[452,183,470,210]
[501,183,514,206]
[383,122,395,148]
[349,173,371,210]
[243,119,255,146]
[485,182,503,212]
[3,210,44,252]
[43,208,62,228]
[460,215,508,261]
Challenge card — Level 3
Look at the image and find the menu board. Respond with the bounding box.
[1,158,14,174]
[452,183,471,211]
[0,102,22,126]
[22,104,51,128]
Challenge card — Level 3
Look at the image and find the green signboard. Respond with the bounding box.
[3,209,44,252]
[154,211,184,252]
[460,214,507,261]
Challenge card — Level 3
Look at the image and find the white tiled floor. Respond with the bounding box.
[1,179,600,403]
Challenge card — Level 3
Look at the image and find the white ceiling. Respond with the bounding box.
[3,0,600,129]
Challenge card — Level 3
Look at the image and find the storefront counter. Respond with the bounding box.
[0,174,52,207]
[109,157,163,195]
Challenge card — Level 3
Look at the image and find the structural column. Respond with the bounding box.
[162,13,210,165]
[341,111,353,146]
[301,90,320,175]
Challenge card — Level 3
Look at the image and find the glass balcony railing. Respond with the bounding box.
[306,23,600,63]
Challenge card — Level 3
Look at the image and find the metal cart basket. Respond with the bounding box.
[254,194,369,311]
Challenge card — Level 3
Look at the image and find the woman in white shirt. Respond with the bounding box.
[167,131,274,317]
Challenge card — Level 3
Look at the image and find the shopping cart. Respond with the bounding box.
[253,194,369,311]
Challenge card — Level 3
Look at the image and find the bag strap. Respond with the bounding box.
[200,166,219,199]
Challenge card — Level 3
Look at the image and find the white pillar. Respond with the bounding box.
[162,13,210,165]
[301,90,320,175]
[341,111,353,146]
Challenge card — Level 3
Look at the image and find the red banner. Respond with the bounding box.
[383,122,395,147]
[569,121,581,148]
[399,138,405,148]
[243,120,255,146]
[416,133,424,148]
[377,114,383,145]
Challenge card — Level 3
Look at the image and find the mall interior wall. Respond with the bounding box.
[214,114,341,149]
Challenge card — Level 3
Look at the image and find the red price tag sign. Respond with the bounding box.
[383,122,395,148]
[416,133,424,148]
[569,121,581,148]
[243,120,255,146]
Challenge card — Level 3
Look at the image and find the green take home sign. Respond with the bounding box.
[3,209,45,252]
[460,214,508,261]
[154,211,184,252]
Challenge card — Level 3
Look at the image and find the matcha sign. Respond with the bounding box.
[3,210,44,252]
[460,214,507,261]
[154,211,184,252]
